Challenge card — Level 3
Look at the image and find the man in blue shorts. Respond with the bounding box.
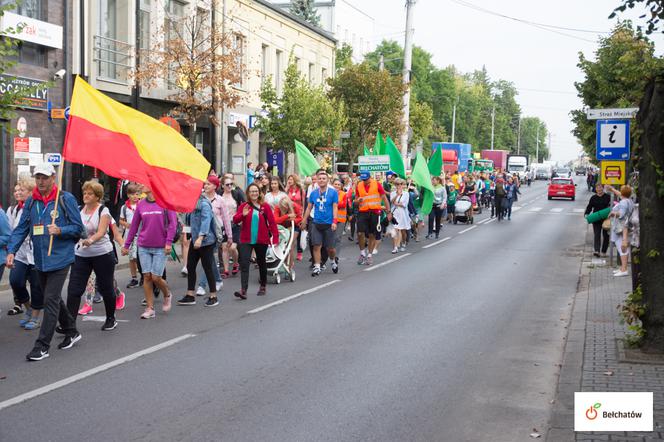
[301,169,338,277]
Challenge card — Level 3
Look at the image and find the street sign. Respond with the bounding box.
[587,107,638,120]
[358,155,390,172]
[340,131,351,139]
[600,160,626,185]
[596,119,630,160]
[45,153,62,165]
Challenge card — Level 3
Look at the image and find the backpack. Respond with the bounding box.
[79,204,118,263]
[495,182,506,197]
[163,209,182,243]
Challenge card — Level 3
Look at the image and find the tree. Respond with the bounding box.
[258,55,344,169]
[327,63,405,167]
[611,0,664,34]
[409,98,435,155]
[290,0,320,27]
[134,2,242,144]
[570,24,662,160]
[335,42,353,73]
[519,117,549,162]
[0,2,50,127]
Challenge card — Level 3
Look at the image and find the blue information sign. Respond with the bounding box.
[596,119,630,160]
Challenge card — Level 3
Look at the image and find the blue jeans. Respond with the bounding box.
[10,260,44,309]
[138,247,167,276]
[197,252,222,289]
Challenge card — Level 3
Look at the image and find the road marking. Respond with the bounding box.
[573,208,585,213]
[476,218,491,224]
[363,253,411,272]
[550,208,564,213]
[512,206,522,212]
[484,218,497,224]
[247,280,341,314]
[422,236,451,249]
[82,316,130,323]
[0,334,195,412]
[458,225,477,234]
[529,207,542,212]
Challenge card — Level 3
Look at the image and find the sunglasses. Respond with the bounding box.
[224,183,233,187]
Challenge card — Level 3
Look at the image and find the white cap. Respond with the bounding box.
[33,163,56,177]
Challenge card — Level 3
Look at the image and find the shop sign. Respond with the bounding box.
[0,11,63,49]
[0,74,49,110]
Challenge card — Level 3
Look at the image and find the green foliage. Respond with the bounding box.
[618,285,647,347]
[327,62,405,164]
[257,56,344,155]
[610,1,664,34]
[520,117,550,162]
[335,43,353,73]
[571,24,662,161]
[646,249,661,259]
[289,0,320,27]
[409,98,434,152]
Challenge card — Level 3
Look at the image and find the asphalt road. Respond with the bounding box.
[0,179,590,441]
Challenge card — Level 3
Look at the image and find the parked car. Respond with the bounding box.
[548,178,576,200]
[574,166,586,176]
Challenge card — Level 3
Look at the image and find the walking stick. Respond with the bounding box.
[47,162,65,256]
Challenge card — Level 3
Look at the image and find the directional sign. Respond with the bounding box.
[587,108,638,120]
[358,155,390,172]
[600,160,626,185]
[596,119,630,161]
[44,153,62,165]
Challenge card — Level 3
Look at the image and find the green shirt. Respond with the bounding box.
[447,189,458,205]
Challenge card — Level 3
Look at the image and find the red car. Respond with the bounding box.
[548,178,576,201]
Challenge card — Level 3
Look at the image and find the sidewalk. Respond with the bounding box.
[548,227,664,441]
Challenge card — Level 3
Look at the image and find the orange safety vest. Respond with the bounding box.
[337,190,347,223]
[357,180,382,212]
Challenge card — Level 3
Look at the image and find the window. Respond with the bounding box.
[294,57,300,73]
[321,67,327,83]
[138,0,150,51]
[308,63,314,85]
[96,0,132,81]
[261,44,268,85]
[0,0,42,19]
[233,34,244,88]
[275,49,282,94]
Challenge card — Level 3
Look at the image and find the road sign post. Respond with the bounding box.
[596,119,630,161]
[586,108,638,120]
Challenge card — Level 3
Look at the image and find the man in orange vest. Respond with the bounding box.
[354,171,391,265]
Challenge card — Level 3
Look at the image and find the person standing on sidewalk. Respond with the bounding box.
[121,187,176,318]
[301,170,339,277]
[607,185,635,278]
[5,163,84,361]
[584,184,611,257]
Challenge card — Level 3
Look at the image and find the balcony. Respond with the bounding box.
[93,35,134,84]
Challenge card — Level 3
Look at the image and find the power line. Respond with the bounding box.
[517,87,577,95]
[449,0,604,43]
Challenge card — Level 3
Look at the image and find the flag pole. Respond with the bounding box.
[47,161,64,256]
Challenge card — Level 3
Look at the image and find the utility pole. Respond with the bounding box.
[379,54,384,71]
[516,117,521,154]
[536,124,540,163]
[399,0,416,164]
[215,0,228,175]
[490,104,495,150]
[451,96,458,143]
[548,132,552,160]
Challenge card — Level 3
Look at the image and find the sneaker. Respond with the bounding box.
[311,266,321,277]
[24,318,41,330]
[399,245,407,252]
[332,258,339,274]
[593,252,600,257]
[372,249,378,255]
[58,332,82,350]
[232,263,239,275]
[257,286,266,296]
[177,295,196,306]
[19,310,33,327]
[205,296,219,307]
[55,325,65,335]
[357,254,366,265]
[78,303,93,316]
[181,266,188,277]
[222,271,230,279]
[101,318,118,331]
[26,346,49,361]
[115,292,126,311]
[8,304,24,316]
[141,298,147,306]
[196,286,206,296]
[365,255,373,266]
[216,281,223,292]
[153,285,161,297]
[392,247,398,254]
[162,293,172,312]
[126,278,140,289]
[92,292,103,304]
[614,270,629,277]
[234,289,247,300]
[140,307,155,319]
[321,264,327,271]
[297,252,303,261]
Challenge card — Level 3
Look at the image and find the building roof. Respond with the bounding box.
[252,0,337,43]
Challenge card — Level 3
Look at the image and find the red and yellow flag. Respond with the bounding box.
[63,76,210,212]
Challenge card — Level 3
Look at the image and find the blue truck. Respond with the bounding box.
[432,142,472,173]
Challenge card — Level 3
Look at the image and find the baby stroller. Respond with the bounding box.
[266,221,296,284]
[453,196,474,224]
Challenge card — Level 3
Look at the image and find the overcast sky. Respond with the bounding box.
[351,0,664,163]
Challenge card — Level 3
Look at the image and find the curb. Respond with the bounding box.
[546,225,593,441]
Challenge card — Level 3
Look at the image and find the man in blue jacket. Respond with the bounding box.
[6,163,84,361]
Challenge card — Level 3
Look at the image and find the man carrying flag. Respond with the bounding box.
[354,171,391,266]
[6,163,85,361]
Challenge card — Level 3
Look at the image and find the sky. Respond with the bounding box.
[349,0,664,163]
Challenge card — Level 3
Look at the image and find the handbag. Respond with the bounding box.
[602,218,611,231]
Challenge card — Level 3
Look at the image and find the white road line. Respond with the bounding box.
[422,236,451,249]
[550,208,564,213]
[512,206,522,212]
[529,207,542,212]
[484,218,497,224]
[363,253,411,272]
[247,280,341,314]
[458,225,478,234]
[82,316,130,323]
[0,334,195,412]
[476,218,490,224]
[573,208,585,213]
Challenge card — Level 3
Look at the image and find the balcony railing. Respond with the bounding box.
[93,35,134,84]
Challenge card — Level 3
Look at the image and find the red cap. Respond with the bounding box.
[207,175,220,189]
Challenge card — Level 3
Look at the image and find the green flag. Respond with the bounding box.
[385,135,405,178]
[428,147,443,177]
[363,143,371,156]
[373,130,384,155]
[294,139,320,177]
[412,152,435,216]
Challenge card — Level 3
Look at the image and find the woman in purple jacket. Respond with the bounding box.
[121,188,177,319]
